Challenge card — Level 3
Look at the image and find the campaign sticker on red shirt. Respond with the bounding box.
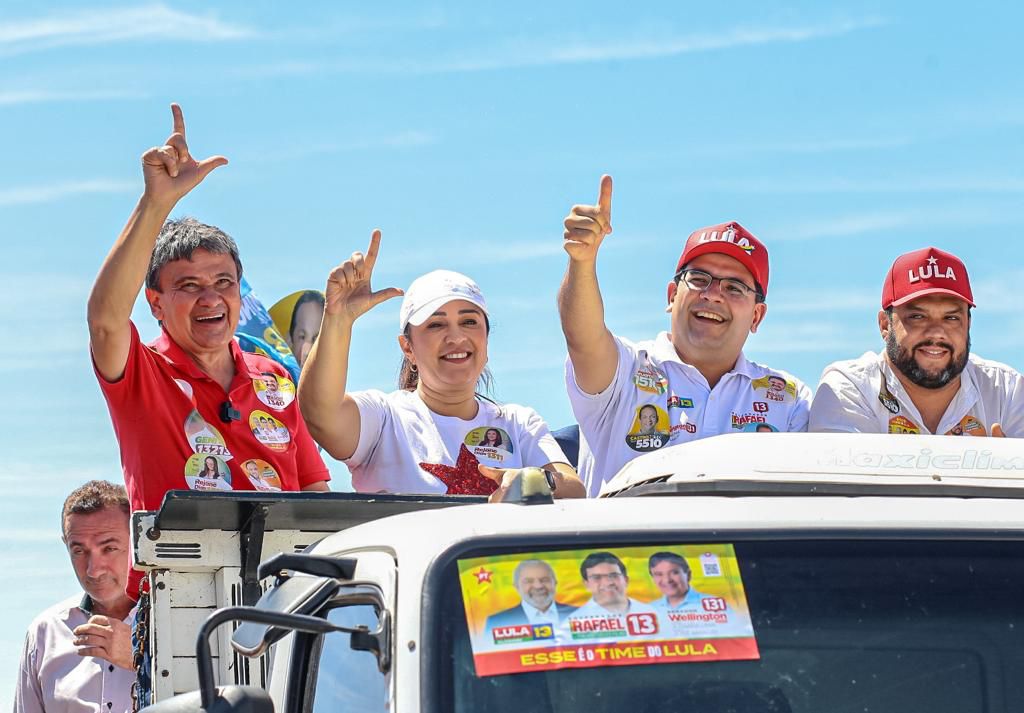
[241,458,283,491]
[184,453,232,491]
[248,410,291,451]
[183,410,233,460]
[252,373,296,411]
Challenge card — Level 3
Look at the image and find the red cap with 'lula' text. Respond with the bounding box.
[675,221,769,297]
[881,246,975,309]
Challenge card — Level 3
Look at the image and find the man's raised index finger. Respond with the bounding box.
[171,103,186,138]
[597,174,613,223]
[365,229,383,268]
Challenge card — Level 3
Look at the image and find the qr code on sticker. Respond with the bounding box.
[700,552,722,577]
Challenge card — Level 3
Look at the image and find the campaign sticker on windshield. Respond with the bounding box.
[457,544,758,677]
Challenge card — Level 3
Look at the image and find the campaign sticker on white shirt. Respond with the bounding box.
[888,415,921,434]
[750,375,796,403]
[634,364,668,395]
[241,458,283,491]
[184,453,232,491]
[252,373,295,411]
[467,426,513,462]
[946,415,986,436]
[183,410,233,460]
[249,410,291,451]
[740,422,778,433]
[625,404,670,452]
[878,380,901,415]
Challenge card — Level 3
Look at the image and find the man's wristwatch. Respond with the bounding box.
[543,469,557,492]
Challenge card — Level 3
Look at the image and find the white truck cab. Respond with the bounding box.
[136,433,1024,713]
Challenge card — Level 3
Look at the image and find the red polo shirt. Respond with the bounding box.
[95,323,330,596]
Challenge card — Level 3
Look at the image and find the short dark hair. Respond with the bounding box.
[289,290,325,341]
[62,480,129,537]
[580,551,627,581]
[648,551,691,576]
[145,216,243,291]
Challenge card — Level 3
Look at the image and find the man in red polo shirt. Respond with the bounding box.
[87,104,330,588]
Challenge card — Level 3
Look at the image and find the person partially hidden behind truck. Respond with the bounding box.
[15,481,135,713]
[810,247,1022,437]
[297,232,585,499]
[559,175,812,496]
[87,104,330,605]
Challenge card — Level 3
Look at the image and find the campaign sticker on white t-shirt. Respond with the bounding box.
[466,426,513,463]
[252,373,295,411]
[625,404,670,452]
[183,410,233,460]
[249,410,291,451]
[184,453,232,491]
[241,458,283,491]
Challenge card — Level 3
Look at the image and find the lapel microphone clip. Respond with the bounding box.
[219,400,241,423]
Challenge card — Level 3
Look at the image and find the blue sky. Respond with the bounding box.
[3,1,1023,703]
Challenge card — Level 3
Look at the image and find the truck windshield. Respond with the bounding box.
[428,538,1024,713]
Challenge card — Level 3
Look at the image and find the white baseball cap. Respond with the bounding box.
[399,270,489,331]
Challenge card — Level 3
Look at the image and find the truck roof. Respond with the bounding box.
[600,432,1024,495]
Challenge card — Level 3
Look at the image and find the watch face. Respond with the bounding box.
[544,469,557,492]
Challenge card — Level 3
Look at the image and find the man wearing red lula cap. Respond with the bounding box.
[810,247,1023,437]
[558,176,811,496]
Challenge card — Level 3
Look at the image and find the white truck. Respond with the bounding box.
[135,432,1024,713]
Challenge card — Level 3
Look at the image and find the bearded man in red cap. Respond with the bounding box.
[810,247,1022,437]
[558,175,811,496]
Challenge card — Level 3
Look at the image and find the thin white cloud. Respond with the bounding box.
[765,207,1010,243]
[751,323,868,354]
[0,88,145,106]
[0,4,254,56]
[675,176,1024,194]
[0,274,93,308]
[423,17,889,73]
[772,212,918,241]
[692,136,912,157]
[0,179,135,206]
[971,269,1024,315]
[253,130,437,163]
[768,292,879,314]
[236,16,887,78]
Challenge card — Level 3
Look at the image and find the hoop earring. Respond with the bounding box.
[410,364,418,373]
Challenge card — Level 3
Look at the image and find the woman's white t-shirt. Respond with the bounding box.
[345,389,568,495]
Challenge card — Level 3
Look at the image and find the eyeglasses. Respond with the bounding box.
[675,268,762,301]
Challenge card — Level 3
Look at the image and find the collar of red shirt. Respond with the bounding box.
[149,328,265,382]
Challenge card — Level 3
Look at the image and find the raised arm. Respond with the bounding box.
[558,175,619,395]
[297,230,403,460]
[87,104,227,381]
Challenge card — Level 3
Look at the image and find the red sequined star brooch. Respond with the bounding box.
[419,444,498,495]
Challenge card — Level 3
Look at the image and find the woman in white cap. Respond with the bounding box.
[298,231,584,498]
